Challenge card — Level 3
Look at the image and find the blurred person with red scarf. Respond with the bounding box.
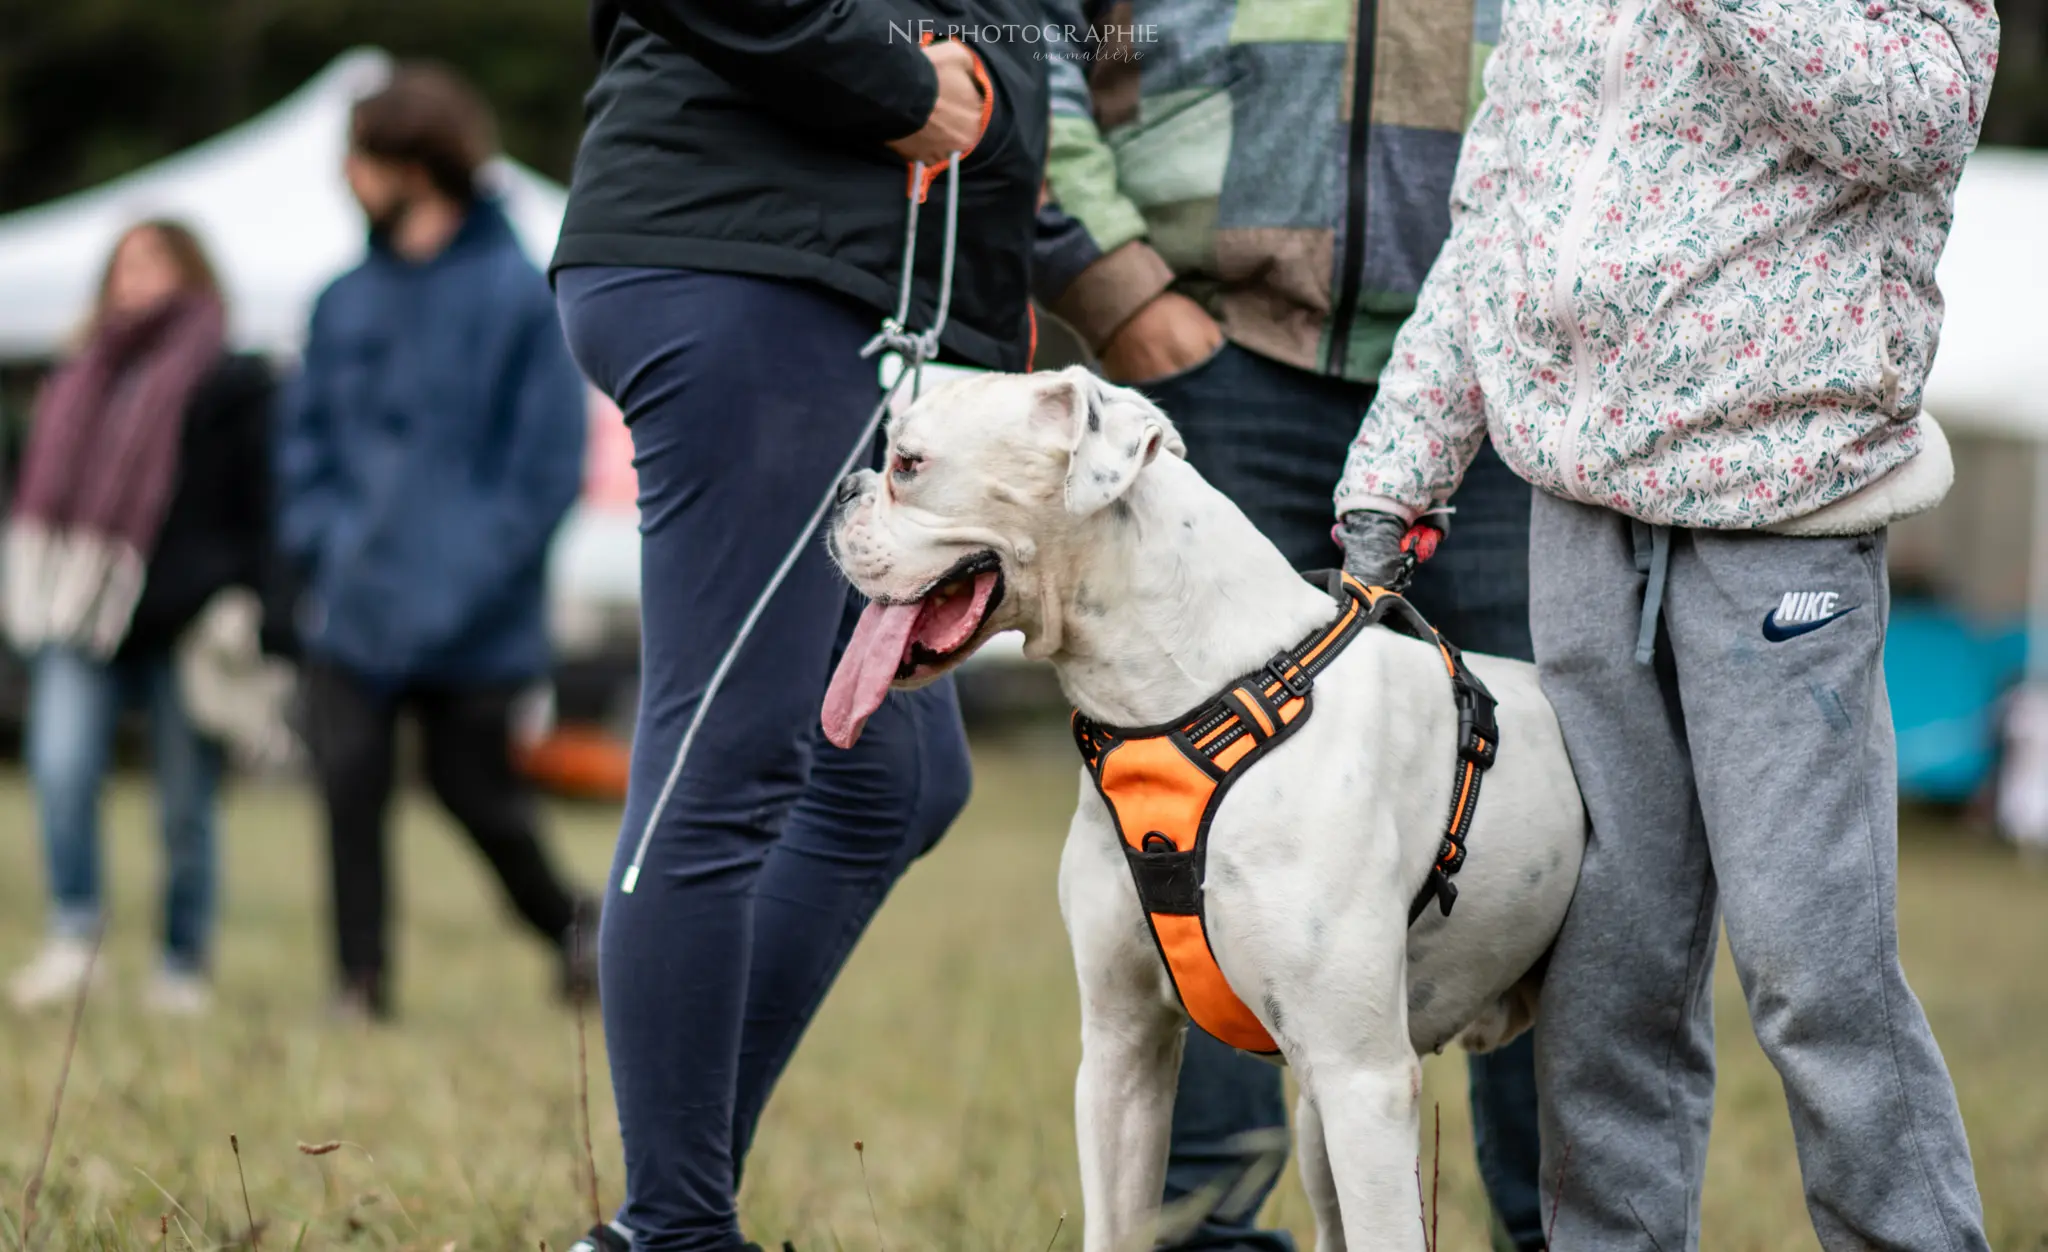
[5,220,275,1016]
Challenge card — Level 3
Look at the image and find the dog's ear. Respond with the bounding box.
[1034,367,1184,518]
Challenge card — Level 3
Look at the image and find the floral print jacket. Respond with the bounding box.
[1335,0,1999,529]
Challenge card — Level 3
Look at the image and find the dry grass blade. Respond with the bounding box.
[133,1167,202,1247]
[854,1140,885,1252]
[295,1141,342,1156]
[19,926,101,1250]
[1429,1102,1441,1252]
[1547,1139,1574,1247]
[231,1133,261,1249]
[1042,1211,1064,1252]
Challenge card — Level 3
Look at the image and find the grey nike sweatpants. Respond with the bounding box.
[1527,492,1987,1252]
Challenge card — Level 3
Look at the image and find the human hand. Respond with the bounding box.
[1097,292,1224,384]
[887,40,989,166]
[1338,509,1413,589]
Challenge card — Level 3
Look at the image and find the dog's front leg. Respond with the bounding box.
[1295,917,1426,1252]
[1312,1052,1426,1252]
[1074,994,1182,1252]
[1060,801,1184,1252]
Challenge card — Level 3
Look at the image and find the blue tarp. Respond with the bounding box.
[1886,599,2027,802]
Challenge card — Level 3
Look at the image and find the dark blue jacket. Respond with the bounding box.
[277,201,584,687]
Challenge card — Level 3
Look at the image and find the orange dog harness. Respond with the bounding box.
[1071,571,1499,1055]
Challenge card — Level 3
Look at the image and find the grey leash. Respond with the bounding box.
[621,155,962,895]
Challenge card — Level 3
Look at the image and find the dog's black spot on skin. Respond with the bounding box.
[1262,992,1286,1032]
[1073,583,1107,619]
[1309,915,1326,946]
[1124,440,1140,459]
[1109,499,1134,525]
[1086,396,1102,433]
[1093,468,1120,487]
[1522,865,1543,886]
[1549,847,1563,871]
[1182,518,1195,531]
[1410,980,1437,1012]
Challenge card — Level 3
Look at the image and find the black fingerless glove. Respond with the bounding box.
[1337,509,1410,589]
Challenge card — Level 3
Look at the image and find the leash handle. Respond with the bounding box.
[1399,522,1443,563]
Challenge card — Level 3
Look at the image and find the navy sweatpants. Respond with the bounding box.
[556,267,973,1251]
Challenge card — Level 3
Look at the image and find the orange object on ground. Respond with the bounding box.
[517,723,632,803]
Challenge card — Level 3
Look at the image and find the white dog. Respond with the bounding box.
[824,367,1585,1251]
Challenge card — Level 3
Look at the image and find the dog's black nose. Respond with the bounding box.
[835,474,862,507]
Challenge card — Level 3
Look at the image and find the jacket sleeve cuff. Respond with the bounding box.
[1336,494,1423,525]
[1049,241,1176,351]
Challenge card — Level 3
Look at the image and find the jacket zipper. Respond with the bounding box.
[1326,0,1377,378]
[1550,0,1643,498]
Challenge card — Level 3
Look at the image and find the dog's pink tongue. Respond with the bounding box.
[823,600,923,749]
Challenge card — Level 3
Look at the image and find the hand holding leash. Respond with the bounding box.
[887,40,991,169]
[1337,508,1449,593]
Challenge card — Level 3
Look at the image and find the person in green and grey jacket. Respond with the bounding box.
[1033,3,1546,1249]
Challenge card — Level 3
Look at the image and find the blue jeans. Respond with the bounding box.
[1141,343,1545,1251]
[556,267,974,1251]
[28,645,223,972]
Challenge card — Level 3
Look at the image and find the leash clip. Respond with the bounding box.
[1455,682,1499,767]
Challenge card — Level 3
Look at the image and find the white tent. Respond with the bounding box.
[0,49,646,626]
[1922,148,2048,441]
[1917,148,2048,681]
[0,47,568,360]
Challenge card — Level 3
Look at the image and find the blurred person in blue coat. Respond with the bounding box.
[276,63,595,1020]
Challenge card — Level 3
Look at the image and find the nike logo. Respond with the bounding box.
[1762,604,1858,641]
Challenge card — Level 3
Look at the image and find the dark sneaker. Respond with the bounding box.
[566,1221,631,1252]
[564,1225,787,1251]
[329,971,391,1024]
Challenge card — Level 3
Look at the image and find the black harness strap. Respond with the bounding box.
[1320,572,1499,924]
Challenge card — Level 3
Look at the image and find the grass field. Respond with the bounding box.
[2,723,2045,1251]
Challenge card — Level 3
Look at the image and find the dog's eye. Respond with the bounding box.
[890,452,924,480]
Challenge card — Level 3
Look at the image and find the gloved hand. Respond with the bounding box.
[1337,509,1412,589]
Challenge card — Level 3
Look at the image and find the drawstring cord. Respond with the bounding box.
[620,154,963,895]
[1634,522,1671,666]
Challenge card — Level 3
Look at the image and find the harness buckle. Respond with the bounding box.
[1265,654,1311,700]
[1429,868,1459,917]
[1456,683,1499,767]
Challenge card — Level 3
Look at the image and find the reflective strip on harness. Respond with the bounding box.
[1072,571,1498,1055]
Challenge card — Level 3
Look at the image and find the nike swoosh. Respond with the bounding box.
[1761,605,1859,642]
